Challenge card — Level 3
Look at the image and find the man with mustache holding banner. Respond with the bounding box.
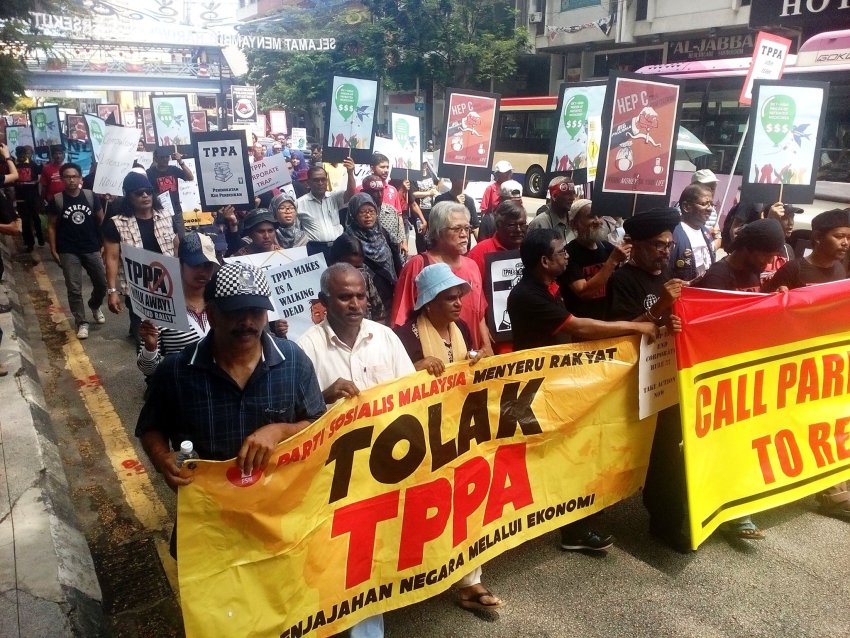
[136,262,326,555]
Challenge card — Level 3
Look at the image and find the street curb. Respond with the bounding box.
[0,237,104,637]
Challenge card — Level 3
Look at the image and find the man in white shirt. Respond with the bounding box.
[670,184,715,282]
[297,262,414,638]
[296,157,356,261]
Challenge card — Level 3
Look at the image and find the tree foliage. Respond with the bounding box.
[0,0,81,108]
[246,0,528,118]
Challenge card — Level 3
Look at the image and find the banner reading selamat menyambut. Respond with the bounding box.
[177,337,656,637]
[676,281,850,549]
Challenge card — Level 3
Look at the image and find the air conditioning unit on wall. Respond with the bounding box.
[529,12,543,24]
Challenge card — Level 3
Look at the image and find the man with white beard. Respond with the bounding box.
[559,199,630,320]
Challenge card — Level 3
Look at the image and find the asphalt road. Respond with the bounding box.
[11,241,849,638]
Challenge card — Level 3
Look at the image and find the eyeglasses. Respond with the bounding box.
[551,247,568,257]
[446,225,472,234]
[649,240,676,252]
[357,208,377,217]
[131,188,152,197]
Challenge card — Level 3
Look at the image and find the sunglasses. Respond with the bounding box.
[131,188,153,197]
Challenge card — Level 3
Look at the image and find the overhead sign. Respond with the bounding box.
[218,34,337,51]
[667,32,756,62]
[739,31,793,106]
[749,0,850,33]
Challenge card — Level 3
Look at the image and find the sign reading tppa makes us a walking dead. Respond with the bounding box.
[121,244,191,332]
[191,130,254,209]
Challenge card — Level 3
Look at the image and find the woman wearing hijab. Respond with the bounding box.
[270,192,308,249]
[393,263,503,613]
[344,192,402,312]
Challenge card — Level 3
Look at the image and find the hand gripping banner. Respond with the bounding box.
[177,338,657,637]
[675,282,850,549]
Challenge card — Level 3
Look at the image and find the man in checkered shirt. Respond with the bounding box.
[136,261,325,507]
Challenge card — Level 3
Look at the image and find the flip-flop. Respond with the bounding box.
[735,526,765,540]
[457,588,506,611]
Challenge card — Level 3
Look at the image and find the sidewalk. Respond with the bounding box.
[0,237,102,637]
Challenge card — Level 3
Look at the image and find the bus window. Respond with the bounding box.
[499,112,527,141]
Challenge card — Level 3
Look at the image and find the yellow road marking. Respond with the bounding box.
[33,262,173,535]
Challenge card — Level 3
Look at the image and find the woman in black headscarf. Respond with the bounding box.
[344,192,402,312]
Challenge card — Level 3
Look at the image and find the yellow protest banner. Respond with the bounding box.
[177,337,656,637]
[676,283,850,549]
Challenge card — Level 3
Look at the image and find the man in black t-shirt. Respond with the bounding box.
[560,199,629,320]
[605,208,692,551]
[508,228,655,552]
[699,219,786,293]
[147,146,193,237]
[47,162,106,340]
[14,146,44,250]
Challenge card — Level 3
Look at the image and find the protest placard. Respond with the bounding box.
[225,248,310,323]
[740,31,793,106]
[191,131,253,209]
[324,76,379,164]
[264,253,327,341]
[547,81,607,185]
[5,126,34,151]
[157,192,175,218]
[29,106,62,148]
[231,86,259,125]
[97,104,120,124]
[120,244,190,332]
[269,110,288,135]
[441,89,500,177]
[594,73,683,215]
[251,152,292,196]
[676,282,850,548]
[175,157,201,212]
[638,330,678,420]
[83,114,106,161]
[483,250,523,343]
[740,79,829,205]
[92,126,144,197]
[290,127,308,152]
[178,336,654,637]
[190,111,208,133]
[66,115,88,142]
[150,95,191,146]
[141,108,156,145]
[391,113,421,171]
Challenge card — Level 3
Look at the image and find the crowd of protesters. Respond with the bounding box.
[2,139,849,635]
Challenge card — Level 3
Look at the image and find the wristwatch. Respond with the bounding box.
[107,288,119,295]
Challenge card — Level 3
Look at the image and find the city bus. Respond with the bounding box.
[494,28,850,213]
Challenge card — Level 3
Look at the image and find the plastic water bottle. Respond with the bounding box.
[175,440,199,467]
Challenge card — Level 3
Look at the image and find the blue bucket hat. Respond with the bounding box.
[414,263,471,310]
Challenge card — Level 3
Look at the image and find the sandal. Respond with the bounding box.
[723,517,765,540]
[457,586,506,611]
